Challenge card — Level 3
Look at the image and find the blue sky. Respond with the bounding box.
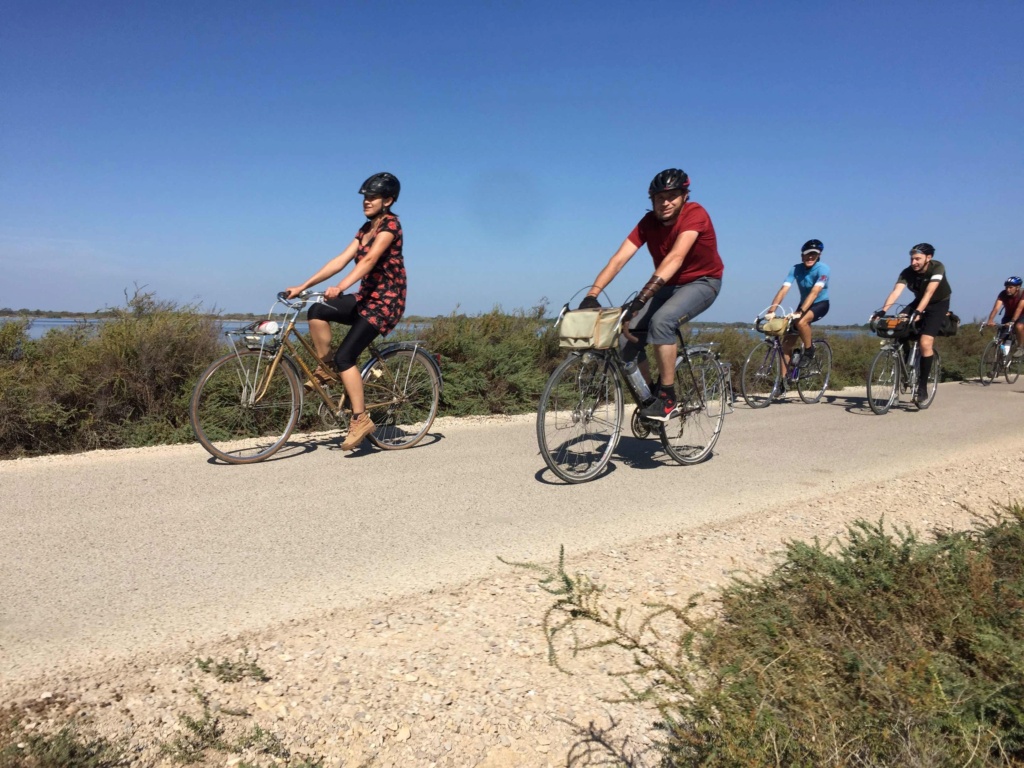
[2,1,1022,324]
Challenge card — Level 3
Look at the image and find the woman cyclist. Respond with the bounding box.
[765,239,830,374]
[984,276,1024,357]
[284,172,407,450]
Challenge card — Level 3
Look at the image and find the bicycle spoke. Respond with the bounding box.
[741,340,779,408]
[362,349,440,449]
[661,351,725,465]
[797,340,832,404]
[537,353,623,483]
[190,350,301,463]
[867,349,899,415]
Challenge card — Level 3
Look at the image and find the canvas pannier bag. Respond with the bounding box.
[938,311,960,337]
[558,308,622,349]
[757,317,789,337]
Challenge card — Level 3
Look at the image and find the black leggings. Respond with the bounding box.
[307,294,380,372]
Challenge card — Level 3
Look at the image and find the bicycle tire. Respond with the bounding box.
[361,348,440,450]
[536,352,623,483]
[740,340,780,408]
[796,339,832,404]
[867,348,899,415]
[190,349,301,464]
[661,351,726,465]
[1005,344,1021,384]
[980,340,1000,384]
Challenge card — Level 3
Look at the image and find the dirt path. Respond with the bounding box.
[2,380,1023,766]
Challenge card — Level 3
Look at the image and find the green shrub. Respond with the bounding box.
[525,506,1024,766]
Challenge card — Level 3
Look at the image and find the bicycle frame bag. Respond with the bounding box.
[558,308,622,349]
[875,316,914,340]
[937,311,960,337]
[757,317,789,337]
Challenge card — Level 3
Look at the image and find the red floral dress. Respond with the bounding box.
[354,214,407,336]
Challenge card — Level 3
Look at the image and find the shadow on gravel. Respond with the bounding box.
[563,714,655,767]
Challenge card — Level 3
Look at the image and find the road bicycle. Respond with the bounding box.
[536,302,728,484]
[866,313,940,414]
[190,291,442,464]
[979,322,1022,385]
[740,310,832,408]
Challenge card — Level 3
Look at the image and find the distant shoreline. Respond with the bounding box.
[0,311,873,332]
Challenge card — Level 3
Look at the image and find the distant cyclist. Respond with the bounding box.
[871,243,951,409]
[984,276,1024,357]
[580,168,723,422]
[765,239,830,374]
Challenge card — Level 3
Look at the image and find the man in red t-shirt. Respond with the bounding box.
[580,168,723,421]
[985,276,1024,356]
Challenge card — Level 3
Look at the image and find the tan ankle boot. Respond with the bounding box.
[341,414,375,450]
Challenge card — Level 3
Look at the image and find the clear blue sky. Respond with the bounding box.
[2,1,1022,324]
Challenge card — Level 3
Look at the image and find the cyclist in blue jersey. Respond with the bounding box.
[765,239,830,373]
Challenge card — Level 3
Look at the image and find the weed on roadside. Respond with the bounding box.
[0,710,128,768]
[518,504,1024,767]
[195,650,270,683]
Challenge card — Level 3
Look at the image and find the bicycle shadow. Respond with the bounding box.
[533,434,703,485]
[327,430,446,456]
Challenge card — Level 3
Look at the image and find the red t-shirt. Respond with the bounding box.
[627,202,724,285]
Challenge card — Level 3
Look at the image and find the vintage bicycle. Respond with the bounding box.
[190,291,441,464]
[979,322,1022,385]
[866,311,940,414]
[536,300,728,484]
[739,308,832,408]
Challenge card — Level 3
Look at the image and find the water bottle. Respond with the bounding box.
[624,360,651,401]
[1001,341,1011,356]
[790,348,802,368]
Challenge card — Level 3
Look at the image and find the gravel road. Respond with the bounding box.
[2,378,1022,766]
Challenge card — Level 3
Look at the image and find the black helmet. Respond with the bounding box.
[648,168,690,197]
[909,242,935,257]
[801,239,823,256]
[1006,276,1023,287]
[359,172,400,202]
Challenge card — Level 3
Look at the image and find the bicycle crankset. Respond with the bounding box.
[630,407,653,439]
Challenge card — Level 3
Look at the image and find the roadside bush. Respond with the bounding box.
[0,290,221,457]
[527,506,1024,766]
[419,303,562,415]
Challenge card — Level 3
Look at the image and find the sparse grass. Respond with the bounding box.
[0,711,128,768]
[522,504,1024,767]
[195,651,270,683]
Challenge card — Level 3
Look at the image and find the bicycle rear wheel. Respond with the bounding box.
[740,340,780,408]
[980,341,1000,384]
[867,348,899,415]
[361,348,440,449]
[797,339,832,404]
[190,350,301,463]
[537,352,623,483]
[1006,344,1021,384]
[661,351,726,465]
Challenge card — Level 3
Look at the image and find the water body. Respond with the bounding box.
[7,317,434,341]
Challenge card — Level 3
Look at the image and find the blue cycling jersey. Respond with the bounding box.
[783,261,830,303]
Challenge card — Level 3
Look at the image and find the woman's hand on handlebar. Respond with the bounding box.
[324,285,343,300]
[282,286,305,300]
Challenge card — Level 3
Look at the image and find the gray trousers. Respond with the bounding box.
[621,276,721,364]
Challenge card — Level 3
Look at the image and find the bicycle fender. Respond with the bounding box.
[366,342,444,393]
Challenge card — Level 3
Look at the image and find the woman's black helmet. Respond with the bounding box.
[910,243,935,257]
[359,172,400,202]
[801,239,824,255]
[648,168,690,197]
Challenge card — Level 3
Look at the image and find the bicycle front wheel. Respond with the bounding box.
[361,348,440,450]
[797,339,832,404]
[1006,344,1021,384]
[919,351,940,407]
[190,350,301,463]
[980,341,1000,384]
[661,351,726,465]
[740,341,780,408]
[867,348,899,415]
[537,352,623,483]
